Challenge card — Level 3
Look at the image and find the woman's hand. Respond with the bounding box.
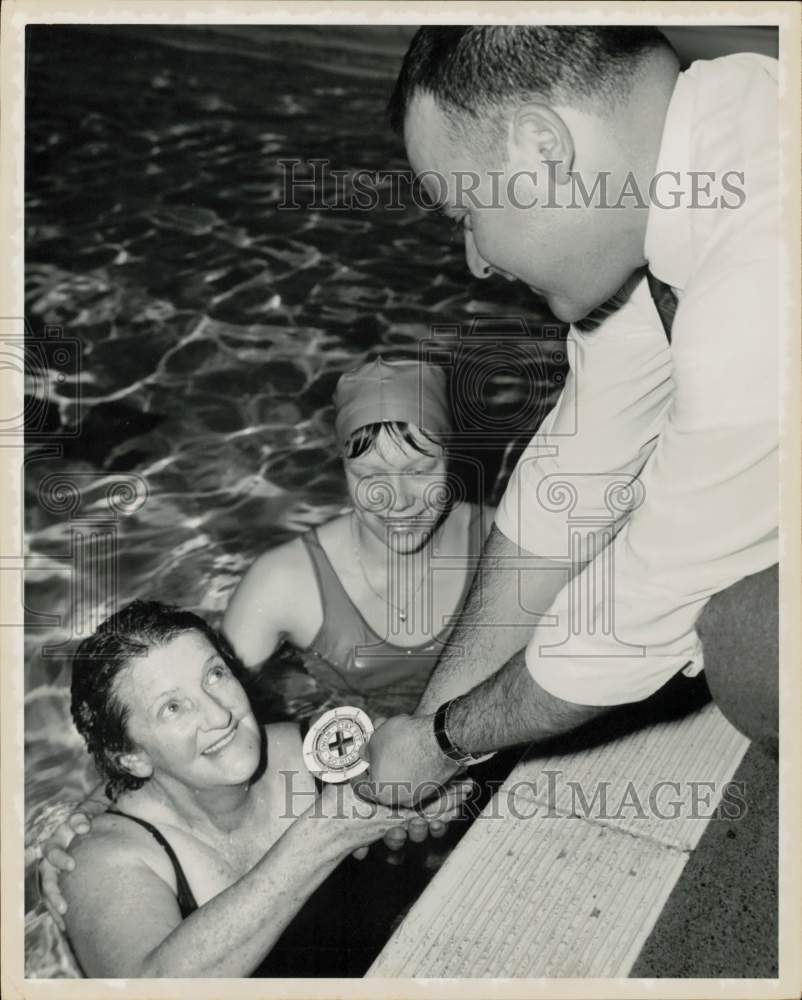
[318,779,414,860]
[38,811,94,930]
[375,778,475,852]
[348,778,475,857]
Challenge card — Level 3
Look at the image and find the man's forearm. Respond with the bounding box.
[417,525,574,715]
[445,647,605,752]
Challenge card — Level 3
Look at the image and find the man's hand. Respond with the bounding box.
[358,714,459,808]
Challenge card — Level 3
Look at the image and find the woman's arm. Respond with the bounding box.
[222,538,321,672]
[62,783,412,979]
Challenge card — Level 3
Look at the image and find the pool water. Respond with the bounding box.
[23,25,566,977]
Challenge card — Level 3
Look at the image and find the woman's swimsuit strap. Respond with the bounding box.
[106,809,199,918]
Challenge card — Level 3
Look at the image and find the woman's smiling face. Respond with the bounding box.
[115,630,262,790]
[345,424,450,554]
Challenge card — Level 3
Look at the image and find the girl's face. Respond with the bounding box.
[116,630,262,791]
[344,425,450,554]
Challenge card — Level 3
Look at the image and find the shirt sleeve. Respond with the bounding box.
[526,257,779,706]
[495,274,674,561]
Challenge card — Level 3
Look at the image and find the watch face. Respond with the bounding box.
[302,706,374,783]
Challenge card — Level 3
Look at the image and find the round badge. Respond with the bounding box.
[302,706,374,783]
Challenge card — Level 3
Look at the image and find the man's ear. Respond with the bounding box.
[509,102,575,184]
[117,750,153,780]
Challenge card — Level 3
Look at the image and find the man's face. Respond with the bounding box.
[404,93,643,323]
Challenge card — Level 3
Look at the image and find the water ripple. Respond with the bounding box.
[24,25,568,975]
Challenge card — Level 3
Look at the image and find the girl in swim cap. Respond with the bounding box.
[223,357,494,720]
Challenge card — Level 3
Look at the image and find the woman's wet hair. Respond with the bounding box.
[343,420,443,460]
[70,600,245,800]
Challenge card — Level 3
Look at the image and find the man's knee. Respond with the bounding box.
[697,565,779,756]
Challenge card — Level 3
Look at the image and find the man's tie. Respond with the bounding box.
[646,270,678,343]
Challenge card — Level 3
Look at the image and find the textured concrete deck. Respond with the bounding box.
[368,697,772,978]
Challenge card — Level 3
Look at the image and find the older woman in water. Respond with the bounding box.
[40,357,489,928]
[58,600,466,978]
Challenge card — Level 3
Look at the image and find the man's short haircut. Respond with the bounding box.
[71,600,245,799]
[388,26,673,137]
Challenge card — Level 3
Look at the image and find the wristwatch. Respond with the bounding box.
[433,699,495,766]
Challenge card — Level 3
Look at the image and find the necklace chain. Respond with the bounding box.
[350,512,431,623]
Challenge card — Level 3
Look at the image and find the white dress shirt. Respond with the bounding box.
[494,54,779,705]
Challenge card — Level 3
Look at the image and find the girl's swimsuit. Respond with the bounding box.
[297,506,482,713]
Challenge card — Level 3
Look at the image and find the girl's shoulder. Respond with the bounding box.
[222,535,322,652]
[312,512,351,549]
[234,516,349,595]
[239,534,316,587]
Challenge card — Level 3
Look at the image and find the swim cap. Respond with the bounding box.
[334,358,451,450]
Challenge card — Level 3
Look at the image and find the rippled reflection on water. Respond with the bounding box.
[24,25,566,976]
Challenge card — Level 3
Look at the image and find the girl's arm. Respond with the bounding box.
[222,538,321,672]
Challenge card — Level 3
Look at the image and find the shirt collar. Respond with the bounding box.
[643,68,694,292]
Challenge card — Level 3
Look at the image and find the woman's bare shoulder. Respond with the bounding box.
[70,809,168,858]
[61,810,183,977]
[62,810,173,900]
[264,720,303,758]
[253,722,314,809]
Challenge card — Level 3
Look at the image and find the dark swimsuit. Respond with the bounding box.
[106,809,198,918]
[104,808,370,976]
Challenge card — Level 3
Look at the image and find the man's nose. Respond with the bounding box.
[464,229,492,279]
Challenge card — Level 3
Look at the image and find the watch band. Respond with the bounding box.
[433,699,495,766]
